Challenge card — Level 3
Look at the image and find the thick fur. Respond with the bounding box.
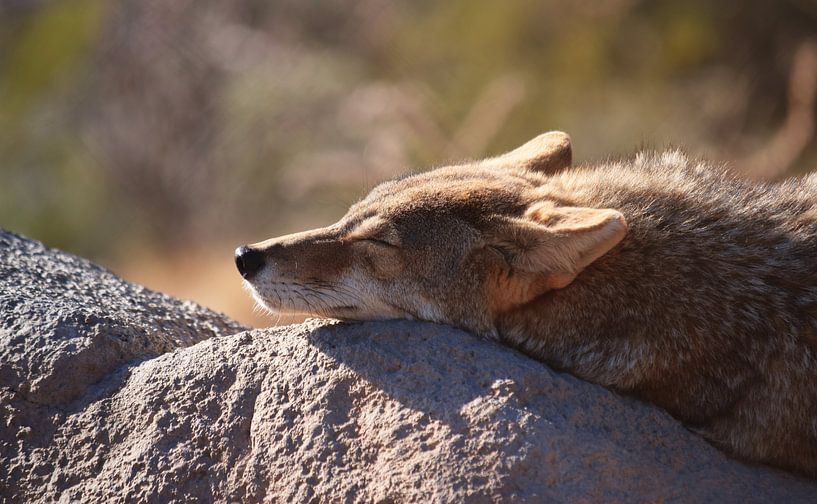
[240,136,817,478]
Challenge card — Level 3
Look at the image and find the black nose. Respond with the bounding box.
[235,246,265,279]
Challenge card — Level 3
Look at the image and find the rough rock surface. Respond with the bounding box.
[2,230,817,503]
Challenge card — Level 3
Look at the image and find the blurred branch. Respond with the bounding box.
[742,40,817,179]
[787,0,817,23]
[444,75,527,159]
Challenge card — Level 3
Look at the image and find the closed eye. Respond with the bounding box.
[487,244,514,264]
[363,237,400,248]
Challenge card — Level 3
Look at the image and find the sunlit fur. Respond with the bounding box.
[241,133,817,478]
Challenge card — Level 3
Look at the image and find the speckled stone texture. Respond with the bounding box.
[2,230,816,503]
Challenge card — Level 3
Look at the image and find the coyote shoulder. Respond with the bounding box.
[237,131,817,478]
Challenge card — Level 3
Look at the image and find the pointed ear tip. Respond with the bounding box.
[602,208,626,222]
[535,131,571,147]
[546,130,571,140]
[606,210,628,232]
[583,209,628,234]
[488,130,573,173]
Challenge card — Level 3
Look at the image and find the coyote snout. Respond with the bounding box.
[235,224,384,321]
[234,246,264,279]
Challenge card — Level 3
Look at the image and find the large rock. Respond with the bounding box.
[0,230,247,407]
[2,230,816,503]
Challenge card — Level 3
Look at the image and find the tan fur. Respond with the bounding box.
[239,131,817,478]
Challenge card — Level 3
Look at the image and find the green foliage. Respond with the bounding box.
[0,0,105,126]
[0,0,814,261]
[0,0,108,255]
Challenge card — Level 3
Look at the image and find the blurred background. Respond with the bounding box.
[2,0,817,327]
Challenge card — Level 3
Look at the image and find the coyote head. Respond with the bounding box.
[236,132,626,337]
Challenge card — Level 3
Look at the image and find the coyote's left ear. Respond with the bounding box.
[486,131,572,174]
[487,202,627,292]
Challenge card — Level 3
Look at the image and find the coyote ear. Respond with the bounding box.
[486,131,572,174]
[490,203,627,290]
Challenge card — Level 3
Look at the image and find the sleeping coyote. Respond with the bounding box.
[237,131,817,477]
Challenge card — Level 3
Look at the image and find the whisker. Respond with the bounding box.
[247,279,366,318]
